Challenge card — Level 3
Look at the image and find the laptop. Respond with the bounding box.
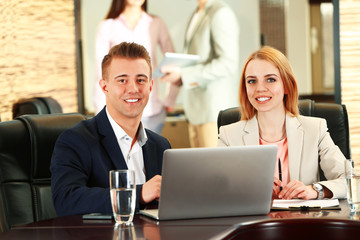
[140,145,277,220]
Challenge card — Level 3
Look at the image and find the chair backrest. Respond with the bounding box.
[217,99,351,160]
[12,97,63,119]
[0,113,86,232]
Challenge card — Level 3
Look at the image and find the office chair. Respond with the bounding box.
[0,113,86,232]
[217,99,351,160]
[12,97,63,119]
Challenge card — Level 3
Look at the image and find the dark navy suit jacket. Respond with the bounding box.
[50,108,171,217]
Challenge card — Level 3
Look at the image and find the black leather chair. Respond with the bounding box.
[12,97,63,119]
[0,113,86,232]
[217,99,351,160]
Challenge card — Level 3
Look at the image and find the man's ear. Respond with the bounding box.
[99,79,108,93]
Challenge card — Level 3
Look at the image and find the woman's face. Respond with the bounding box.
[244,59,286,114]
[125,0,145,8]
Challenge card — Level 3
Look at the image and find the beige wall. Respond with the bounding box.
[340,0,360,166]
[0,0,77,121]
[286,0,312,96]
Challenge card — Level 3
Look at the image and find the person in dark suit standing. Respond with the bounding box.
[50,42,171,217]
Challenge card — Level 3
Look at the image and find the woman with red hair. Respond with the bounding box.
[218,46,346,200]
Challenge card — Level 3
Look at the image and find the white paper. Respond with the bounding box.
[153,52,200,78]
[272,199,340,208]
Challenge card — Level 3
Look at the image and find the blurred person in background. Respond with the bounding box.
[94,0,179,134]
[160,0,240,147]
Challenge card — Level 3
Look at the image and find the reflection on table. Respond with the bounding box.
[1,200,359,240]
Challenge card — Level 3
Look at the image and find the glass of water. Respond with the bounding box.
[345,159,360,212]
[109,170,136,225]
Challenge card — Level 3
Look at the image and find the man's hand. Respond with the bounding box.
[140,175,162,204]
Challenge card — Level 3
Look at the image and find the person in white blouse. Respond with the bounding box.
[94,0,179,134]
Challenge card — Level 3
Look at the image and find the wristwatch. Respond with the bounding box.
[313,183,324,199]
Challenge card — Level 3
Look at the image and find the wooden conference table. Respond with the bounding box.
[2,200,360,240]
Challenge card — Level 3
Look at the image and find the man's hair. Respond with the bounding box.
[239,46,299,120]
[101,42,152,80]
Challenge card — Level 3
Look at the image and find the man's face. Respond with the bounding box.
[100,57,153,122]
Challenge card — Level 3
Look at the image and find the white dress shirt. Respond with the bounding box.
[106,108,147,185]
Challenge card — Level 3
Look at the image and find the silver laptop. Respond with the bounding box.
[140,145,277,220]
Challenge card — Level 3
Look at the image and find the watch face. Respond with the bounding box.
[313,183,323,191]
[313,183,324,199]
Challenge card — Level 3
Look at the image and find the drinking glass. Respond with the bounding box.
[345,159,360,212]
[109,170,136,225]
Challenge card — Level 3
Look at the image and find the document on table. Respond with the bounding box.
[272,199,340,210]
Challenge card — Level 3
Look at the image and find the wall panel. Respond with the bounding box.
[340,0,360,166]
[0,0,77,121]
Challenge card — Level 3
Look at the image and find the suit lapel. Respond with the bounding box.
[184,0,215,51]
[142,133,161,180]
[184,10,206,51]
[243,115,304,180]
[286,115,303,180]
[191,11,206,44]
[96,109,128,170]
[243,116,261,145]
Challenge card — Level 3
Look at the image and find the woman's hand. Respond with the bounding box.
[160,66,182,85]
[278,180,318,200]
[272,177,282,199]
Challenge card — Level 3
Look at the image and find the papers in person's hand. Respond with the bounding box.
[153,52,200,78]
[272,199,340,210]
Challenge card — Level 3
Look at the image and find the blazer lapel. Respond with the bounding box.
[243,116,260,145]
[286,115,303,180]
[96,109,128,170]
[142,136,161,180]
[184,10,206,51]
[184,0,216,51]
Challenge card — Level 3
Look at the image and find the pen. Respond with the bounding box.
[278,158,282,191]
[289,206,321,210]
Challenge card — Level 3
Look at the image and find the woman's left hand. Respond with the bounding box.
[278,180,318,200]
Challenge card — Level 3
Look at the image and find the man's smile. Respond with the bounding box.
[125,99,140,103]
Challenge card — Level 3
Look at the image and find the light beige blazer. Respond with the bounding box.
[218,114,346,199]
[181,0,240,125]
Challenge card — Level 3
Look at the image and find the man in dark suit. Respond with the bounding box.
[50,42,171,217]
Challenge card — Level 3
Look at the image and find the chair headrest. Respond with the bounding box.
[18,113,86,179]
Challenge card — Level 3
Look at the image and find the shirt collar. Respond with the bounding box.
[105,107,148,147]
